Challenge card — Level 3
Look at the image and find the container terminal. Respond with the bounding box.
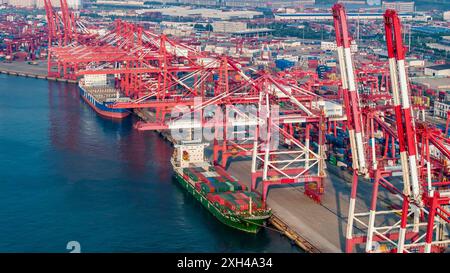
[1,1,449,253]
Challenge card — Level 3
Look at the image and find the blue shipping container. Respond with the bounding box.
[275,59,295,71]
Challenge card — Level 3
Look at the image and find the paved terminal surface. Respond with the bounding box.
[225,158,401,252]
[0,60,48,76]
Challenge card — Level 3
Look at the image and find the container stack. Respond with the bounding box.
[326,127,353,169]
[275,59,295,71]
[316,65,333,79]
[183,164,265,214]
[207,191,265,212]
[196,180,247,194]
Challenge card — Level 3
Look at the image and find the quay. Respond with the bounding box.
[0,61,77,84]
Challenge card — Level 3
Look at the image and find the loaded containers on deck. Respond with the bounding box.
[171,141,271,233]
[79,74,131,119]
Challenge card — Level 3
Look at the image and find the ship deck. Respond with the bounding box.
[81,85,120,103]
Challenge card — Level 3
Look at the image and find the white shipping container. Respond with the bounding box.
[337,161,347,168]
[84,74,107,87]
[322,101,343,118]
[408,60,425,67]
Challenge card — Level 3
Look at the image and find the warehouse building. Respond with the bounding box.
[425,64,450,77]
[7,0,35,7]
[174,0,315,8]
[8,0,82,9]
[95,0,145,7]
[274,12,413,21]
[144,7,262,20]
[212,21,247,33]
[444,11,450,22]
[225,0,315,8]
[382,1,415,13]
[321,41,358,52]
[434,101,450,118]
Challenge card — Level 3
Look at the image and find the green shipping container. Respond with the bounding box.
[225,182,234,192]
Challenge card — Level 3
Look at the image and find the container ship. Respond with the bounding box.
[79,74,131,119]
[171,140,271,233]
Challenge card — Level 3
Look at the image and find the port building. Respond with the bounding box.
[434,101,450,118]
[7,0,82,9]
[382,1,415,13]
[444,11,450,21]
[425,64,450,77]
[167,0,315,8]
[274,12,414,21]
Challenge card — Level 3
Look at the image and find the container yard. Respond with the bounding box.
[0,0,449,257]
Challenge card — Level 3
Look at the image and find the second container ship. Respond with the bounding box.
[171,140,271,233]
[79,74,131,119]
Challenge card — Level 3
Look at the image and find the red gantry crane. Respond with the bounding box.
[332,3,370,252]
[335,4,449,253]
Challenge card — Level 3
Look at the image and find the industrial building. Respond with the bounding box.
[171,0,315,8]
[444,11,450,22]
[142,7,262,20]
[212,21,247,33]
[224,0,315,8]
[7,0,82,9]
[338,0,366,4]
[274,12,414,21]
[7,0,34,7]
[321,41,358,52]
[367,0,381,6]
[425,64,450,77]
[95,0,147,7]
[434,101,450,118]
[382,1,415,13]
[161,22,194,37]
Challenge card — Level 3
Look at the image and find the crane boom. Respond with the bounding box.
[332,3,367,174]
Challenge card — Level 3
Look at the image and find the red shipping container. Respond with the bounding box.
[215,195,226,205]
[193,169,211,184]
[215,176,225,182]
[235,199,249,211]
[206,193,215,202]
[308,59,319,69]
[230,192,243,200]
[236,192,248,200]
[224,200,236,211]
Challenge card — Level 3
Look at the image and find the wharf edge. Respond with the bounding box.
[0,69,77,83]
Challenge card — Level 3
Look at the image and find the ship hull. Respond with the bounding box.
[174,172,267,234]
[79,85,130,119]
